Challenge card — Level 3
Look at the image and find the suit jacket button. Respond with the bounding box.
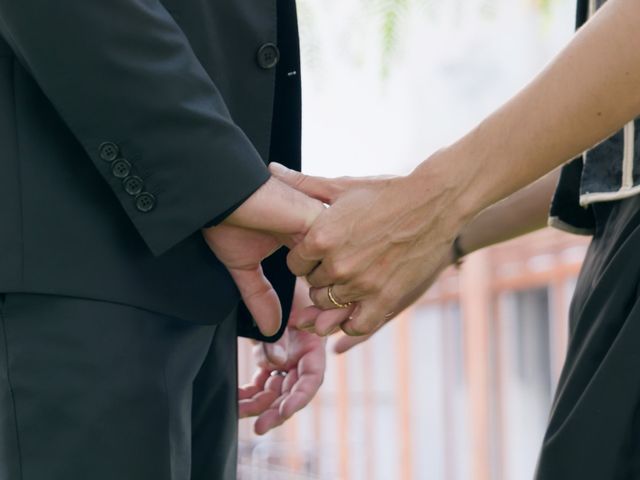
[111,159,132,178]
[256,43,280,69]
[135,192,156,213]
[123,175,144,196]
[99,142,119,162]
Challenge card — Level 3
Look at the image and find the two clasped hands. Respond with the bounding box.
[202,148,471,434]
[199,0,640,435]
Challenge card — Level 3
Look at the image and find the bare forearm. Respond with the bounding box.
[457,168,560,256]
[417,0,640,225]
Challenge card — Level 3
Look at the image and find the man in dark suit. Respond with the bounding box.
[0,0,337,478]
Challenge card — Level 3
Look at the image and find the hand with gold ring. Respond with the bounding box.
[291,284,356,337]
[328,285,352,309]
[270,161,461,339]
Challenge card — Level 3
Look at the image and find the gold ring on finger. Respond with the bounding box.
[327,285,352,309]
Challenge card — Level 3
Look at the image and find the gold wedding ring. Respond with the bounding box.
[328,285,352,309]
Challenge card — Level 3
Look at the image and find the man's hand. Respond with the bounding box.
[270,160,464,339]
[239,279,346,434]
[203,176,325,337]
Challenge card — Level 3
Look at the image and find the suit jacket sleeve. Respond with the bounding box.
[0,0,270,256]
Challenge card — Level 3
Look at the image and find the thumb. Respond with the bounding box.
[269,162,346,204]
[230,266,282,337]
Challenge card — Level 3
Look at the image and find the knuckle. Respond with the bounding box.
[307,230,332,253]
[338,257,359,278]
[325,262,348,282]
[287,254,314,277]
[310,289,329,310]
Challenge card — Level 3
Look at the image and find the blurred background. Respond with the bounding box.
[238,0,587,478]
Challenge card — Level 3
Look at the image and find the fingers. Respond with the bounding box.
[286,241,322,277]
[332,271,441,347]
[309,285,354,310]
[239,367,271,400]
[332,333,373,354]
[313,305,355,336]
[264,370,288,394]
[291,305,323,331]
[229,266,282,337]
[253,406,285,435]
[279,390,314,420]
[255,340,326,435]
[339,299,387,337]
[280,363,324,419]
[253,369,300,435]
[239,389,279,418]
[306,262,338,288]
[238,369,274,418]
[269,162,343,205]
[276,340,326,421]
[240,369,289,420]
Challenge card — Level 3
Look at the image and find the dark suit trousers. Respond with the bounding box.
[0,294,238,480]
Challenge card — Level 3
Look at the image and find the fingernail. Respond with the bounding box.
[269,162,287,174]
[272,345,287,365]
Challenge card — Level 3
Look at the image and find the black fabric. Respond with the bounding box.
[0,293,238,480]
[0,0,272,257]
[549,157,596,234]
[0,0,300,340]
[536,194,640,479]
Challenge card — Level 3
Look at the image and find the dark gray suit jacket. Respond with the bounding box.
[0,0,301,340]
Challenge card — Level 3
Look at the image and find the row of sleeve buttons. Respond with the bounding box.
[98,142,156,213]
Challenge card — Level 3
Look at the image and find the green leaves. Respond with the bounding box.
[374,0,410,76]
[297,0,564,79]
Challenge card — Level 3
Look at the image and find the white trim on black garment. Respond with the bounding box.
[578,121,638,207]
[622,121,636,189]
[580,182,640,207]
